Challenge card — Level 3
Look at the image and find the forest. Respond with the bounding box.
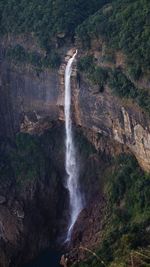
[1,0,149,78]
[0,0,109,49]
[77,0,150,74]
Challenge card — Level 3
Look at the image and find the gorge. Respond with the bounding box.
[0,0,150,266]
[0,42,150,267]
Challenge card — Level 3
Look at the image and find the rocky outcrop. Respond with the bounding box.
[73,77,150,172]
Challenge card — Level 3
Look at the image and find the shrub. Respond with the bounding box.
[42,52,61,69]
[78,55,94,73]
[78,55,108,91]
[89,66,108,91]
[108,68,137,98]
[6,45,27,62]
[6,46,61,69]
[76,0,150,72]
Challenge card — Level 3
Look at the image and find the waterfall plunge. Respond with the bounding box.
[64,50,83,242]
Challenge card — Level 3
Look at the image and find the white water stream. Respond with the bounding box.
[64,50,83,242]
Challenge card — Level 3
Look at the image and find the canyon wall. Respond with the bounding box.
[0,47,150,171]
[59,50,150,172]
[0,39,150,266]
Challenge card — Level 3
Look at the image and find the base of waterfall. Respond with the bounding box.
[23,250,62,267]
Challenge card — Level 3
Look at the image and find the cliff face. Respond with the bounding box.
[0,122,69,267]
[0,41,150,267]
[0,47,150,171]
[59,50,150,172]
[0,45,150,174]
[0,59,59,137]
[73,76,150,172]
[0,119,111,267]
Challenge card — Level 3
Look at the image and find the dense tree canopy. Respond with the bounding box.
[77,0,150,72]
[0,0,150,111]
[0,0,109,49]
[1,0,149,73]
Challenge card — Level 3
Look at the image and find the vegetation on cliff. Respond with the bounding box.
[76,0,150,115]
[0,0,109,49]
[0,134,46,186]
[78,55,150,114]
[74,155,150,267]
[77,0,150,75]
[108,69,150,114]
[0,0,110,69]
[0,123,65,187]
[6,44,61,70]
[1,0,149,80]
[78,55,108,92]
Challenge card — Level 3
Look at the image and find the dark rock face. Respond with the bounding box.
[0,178,67,267]
[68,195,107,263]
[0,60,60,137]
[0,120,108,267]
[0,123,68,267]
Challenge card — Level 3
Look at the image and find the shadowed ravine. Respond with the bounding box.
[23,250,62,267]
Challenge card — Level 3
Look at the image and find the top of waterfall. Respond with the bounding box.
[72,49,77,59]
[75,49,78,56]
[65,49,77,59]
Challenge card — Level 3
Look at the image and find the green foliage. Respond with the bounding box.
[27,51,42,67]
[6,44,27,62]
[108,68,150,114]
[76,0,150,114]
[108,68,137,98]
[6,45,61,69]
[42,52,61,69]
[89,66,108,91]
[76,0,150,73]
[0,0,110,50]
[78,58,150,114]
[76,154,150,267]
[10,133,45,185]
[78,55,108,91]
[78,55,94,73]
[127,62,142,81]
[0,126,64,187]
[103,154,150,264]
[109,154,150,216]
[136,90,150,114]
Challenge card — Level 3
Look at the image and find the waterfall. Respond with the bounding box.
[64,50,83,242]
